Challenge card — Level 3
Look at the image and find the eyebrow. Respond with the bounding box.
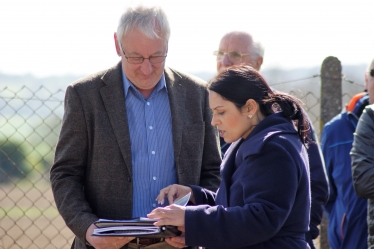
[213,106,224,110]
[125,50,165,57]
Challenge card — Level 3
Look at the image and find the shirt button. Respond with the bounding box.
[149,126,153,130]
[152,151,155,155]
[147,102,150,106]
[153,176,157,180]
[152,203,156,207]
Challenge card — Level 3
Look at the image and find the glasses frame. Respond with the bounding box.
[120,44,167,64]
[213,50,251,63]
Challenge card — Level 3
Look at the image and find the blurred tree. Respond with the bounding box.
[0,140,30,183]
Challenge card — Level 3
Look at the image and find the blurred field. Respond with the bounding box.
[0,180,74,249]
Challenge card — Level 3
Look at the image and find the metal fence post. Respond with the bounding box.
[319,56,342,249]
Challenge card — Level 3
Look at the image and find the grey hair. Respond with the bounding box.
[249,40,265,61]
[116,4,170,44]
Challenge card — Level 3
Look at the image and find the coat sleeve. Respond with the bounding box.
[351,105,374,198]
[320,124,337,220]
[307,125,329,240]
[50,85,98,244]
[188,184,216,206]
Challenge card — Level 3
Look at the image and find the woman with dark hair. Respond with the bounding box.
[148,65,311,249]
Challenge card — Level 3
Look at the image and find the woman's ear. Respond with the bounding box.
[244,99,258,115]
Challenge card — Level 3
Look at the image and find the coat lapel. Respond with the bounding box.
[164,67,186,162]
[218,139,242,206]
[99,62,133,177]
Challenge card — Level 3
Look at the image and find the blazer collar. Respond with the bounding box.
[164,67,186,160]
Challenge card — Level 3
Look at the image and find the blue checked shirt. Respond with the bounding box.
[122,70,177,217]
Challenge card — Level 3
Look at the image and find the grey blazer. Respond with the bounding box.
[50,62,222,249]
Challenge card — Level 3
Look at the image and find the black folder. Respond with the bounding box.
[92,218,181,238]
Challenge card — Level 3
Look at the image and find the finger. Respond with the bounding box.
[167,186,179,205]
[156,187,171,205]
[148,207,163,216]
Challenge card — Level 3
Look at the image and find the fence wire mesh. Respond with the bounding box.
[0,74,364,248]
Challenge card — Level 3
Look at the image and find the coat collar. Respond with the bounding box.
[242,112,298,156]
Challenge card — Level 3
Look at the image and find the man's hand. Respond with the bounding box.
[155,184,194,205]
[165,226,187,248]
[85,223,135,249]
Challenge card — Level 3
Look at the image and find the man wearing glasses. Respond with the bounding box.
[50,4,221,249]
[213,31,329,249]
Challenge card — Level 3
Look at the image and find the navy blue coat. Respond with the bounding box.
[321,94,368,249]
[185,113,311,249]
[221,119,328,248]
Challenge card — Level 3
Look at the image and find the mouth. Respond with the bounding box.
[218,130,225,137]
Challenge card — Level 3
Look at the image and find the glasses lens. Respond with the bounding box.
[228,52,242,62]
[127,57,143,64]
[149,56,166,64]
[370,69,374,77]
[214,51,225,61]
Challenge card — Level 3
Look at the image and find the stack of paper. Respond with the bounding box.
[92,218,181,238]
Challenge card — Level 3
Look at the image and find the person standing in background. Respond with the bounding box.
[321,90,369,248]
[350,58,374,248]
[50,4,221,249]
[213,31,329,249]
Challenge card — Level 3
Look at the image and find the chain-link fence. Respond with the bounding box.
[0,73,365,248]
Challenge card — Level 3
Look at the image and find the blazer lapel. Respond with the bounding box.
[100,62,132,177]
[164,67,186,161]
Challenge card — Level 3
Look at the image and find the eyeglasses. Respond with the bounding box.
[213,50,251,63]
[120,44,167,64]
[369,69,374,77]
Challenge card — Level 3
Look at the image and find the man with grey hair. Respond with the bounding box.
[214,31,329,249]
[50,4,221,249]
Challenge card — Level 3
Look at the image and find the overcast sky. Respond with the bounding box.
[0,0,372,77]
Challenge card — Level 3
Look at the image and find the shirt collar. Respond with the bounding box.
[122,68,167,97]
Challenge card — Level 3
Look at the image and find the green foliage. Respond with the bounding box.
[0,140,31,182]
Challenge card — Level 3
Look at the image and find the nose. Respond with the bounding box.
[140,59,153,75]
[211,114,219,127]
[222,54,232,67]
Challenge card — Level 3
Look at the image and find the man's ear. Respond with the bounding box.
[365,71,369,91]
[254,57,263,71]
[114,33,121,56]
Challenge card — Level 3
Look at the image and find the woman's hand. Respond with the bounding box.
[156,184,195,205]
[148,206,188,248]
[147,204,186,227]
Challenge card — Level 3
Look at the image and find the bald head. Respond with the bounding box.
[216,31,264,73]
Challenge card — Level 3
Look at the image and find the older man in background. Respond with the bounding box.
[214,31,329,249]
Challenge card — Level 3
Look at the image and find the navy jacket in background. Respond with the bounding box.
[186,113,310,249]
[321,94,368,249]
